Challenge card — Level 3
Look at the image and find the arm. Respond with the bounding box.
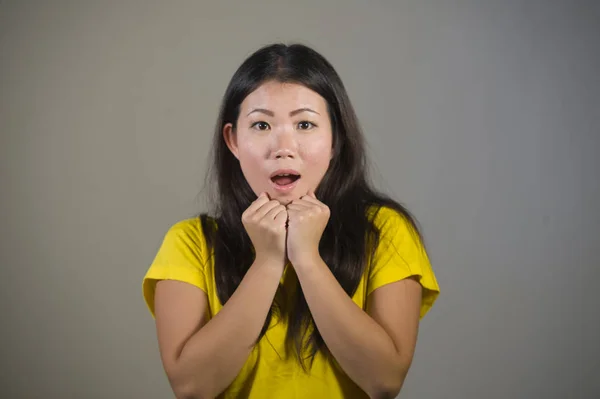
[154,258,282,399]
[293,259,422,399]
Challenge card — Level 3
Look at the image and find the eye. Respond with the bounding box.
[251,121,270,131]
[297,121,315,130]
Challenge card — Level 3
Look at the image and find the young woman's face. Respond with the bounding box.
[224,81,333,204]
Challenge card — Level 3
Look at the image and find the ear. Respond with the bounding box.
[223,123,239,160]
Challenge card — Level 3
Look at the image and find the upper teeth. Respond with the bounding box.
[277,174,291,177]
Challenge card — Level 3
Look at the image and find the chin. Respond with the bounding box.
[267,190,302,205]
[270,194,296,205]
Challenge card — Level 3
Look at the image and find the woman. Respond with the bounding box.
[142,43,440,398]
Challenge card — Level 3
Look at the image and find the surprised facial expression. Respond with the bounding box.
[224,81,334,205]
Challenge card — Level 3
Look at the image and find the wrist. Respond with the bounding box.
[290,252,322,269]
[253,254,286,271]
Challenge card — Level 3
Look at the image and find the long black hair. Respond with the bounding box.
[200,43,421,370]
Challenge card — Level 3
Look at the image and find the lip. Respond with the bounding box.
[270,178,300,193]
[269,169,301,179]
[269,169,301,193]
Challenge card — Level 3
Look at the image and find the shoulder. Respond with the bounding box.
[166,217,201,236]
[368,205,421,243]
[150,215,218,272]
[166,215,214,238]
[365,205,440,317]
[162,215,216,250]
[142,216,216,318]
[160,218,203,252]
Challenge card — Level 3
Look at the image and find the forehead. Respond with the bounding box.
[240,81,327,115]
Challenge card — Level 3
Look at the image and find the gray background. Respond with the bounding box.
[1,1,599,398]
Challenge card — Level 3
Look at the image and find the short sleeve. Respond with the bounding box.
[142,218,208,318]
[367,207,440,318]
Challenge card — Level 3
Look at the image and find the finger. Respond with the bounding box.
[255,200,283,218]
[301,195,327,210]
[290,198,312,206]
[243,192,270,216]
[296,197,319,207]
[286,202,311,211]
[301,190,318,200]
[265,203,287,220]
[274,208,289,225]
[253,192,270,207]
[299,195,321,205]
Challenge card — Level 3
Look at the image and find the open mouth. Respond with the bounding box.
[270,173,301,186]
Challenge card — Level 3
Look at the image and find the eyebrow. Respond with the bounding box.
[246,107,320,117]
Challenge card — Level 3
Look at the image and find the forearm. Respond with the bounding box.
[175,258,282,398]
[294,257,406,398]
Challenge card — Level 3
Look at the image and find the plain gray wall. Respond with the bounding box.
[1,1,598,398]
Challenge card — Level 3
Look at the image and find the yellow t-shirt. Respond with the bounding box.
[142,206,440,398]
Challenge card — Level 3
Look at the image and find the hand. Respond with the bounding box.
[286,191,330,267]
[242,192,288,266]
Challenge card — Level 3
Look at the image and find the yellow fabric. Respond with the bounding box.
[142,206,440,398]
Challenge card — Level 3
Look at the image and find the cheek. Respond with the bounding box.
[236,133,266,163]
[237,139,266,184]
[300,136,333,174]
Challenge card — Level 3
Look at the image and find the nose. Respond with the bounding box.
[274,148,294,159]
[272,130,297,159]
